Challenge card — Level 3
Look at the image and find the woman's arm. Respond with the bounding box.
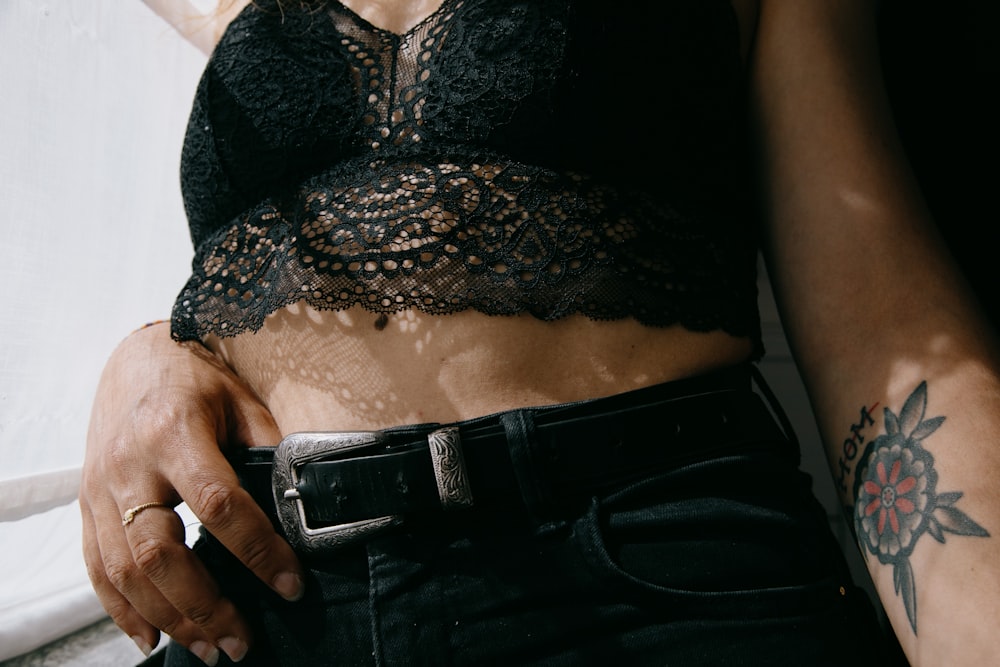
[142,0,250,55]
[751,1,1000,663]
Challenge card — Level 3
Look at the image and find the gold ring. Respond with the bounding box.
[121,502,171,526]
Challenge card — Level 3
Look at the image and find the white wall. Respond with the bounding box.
[0,1,205,659]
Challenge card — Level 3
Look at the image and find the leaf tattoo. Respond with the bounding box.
[852,382,989,635]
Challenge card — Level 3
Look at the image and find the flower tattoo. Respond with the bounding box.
[857,443,931,560]
[853,382,989,634]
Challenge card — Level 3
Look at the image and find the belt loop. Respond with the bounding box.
[499,410,551,516]
[427,426,475,509]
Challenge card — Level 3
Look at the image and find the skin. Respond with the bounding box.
[80,327,296,664]
[85,1,1000,665]
[751,1,1000,663]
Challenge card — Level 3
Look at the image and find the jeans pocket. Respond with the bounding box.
[572,472,849,620]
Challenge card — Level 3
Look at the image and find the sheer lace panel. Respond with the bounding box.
[173,0,762,352]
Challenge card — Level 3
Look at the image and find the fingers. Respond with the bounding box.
[81,499,161,658]
[167,370,304,604]
[129,338,303,603]
[117,499,251,665]
[83,477,251,665]
[169,441,305,604]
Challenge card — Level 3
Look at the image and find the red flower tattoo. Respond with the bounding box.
[852,382,988,634]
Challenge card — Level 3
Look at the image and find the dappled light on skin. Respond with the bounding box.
[883,334,1000,411]
[838,187,882,218]
[829,329,1000,495]
[819,319,1000,645]
[207,303,753,434]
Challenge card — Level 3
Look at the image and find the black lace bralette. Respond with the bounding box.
[172,0,762,355]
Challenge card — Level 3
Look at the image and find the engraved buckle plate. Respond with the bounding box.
[427,426,474,509]
[273,431,402,554]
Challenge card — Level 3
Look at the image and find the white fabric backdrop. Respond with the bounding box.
[0,0,205,659]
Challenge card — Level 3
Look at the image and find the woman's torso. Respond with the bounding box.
[189,0,761,434]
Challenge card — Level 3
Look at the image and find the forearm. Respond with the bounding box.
[818,351,1000,661]
[752,1,1000,663]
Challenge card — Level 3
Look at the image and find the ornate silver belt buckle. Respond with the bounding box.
[272,431,402,554]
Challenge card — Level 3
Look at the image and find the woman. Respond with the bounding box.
[81,0,1000,664]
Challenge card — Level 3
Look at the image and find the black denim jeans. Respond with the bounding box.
[166,372,897,666]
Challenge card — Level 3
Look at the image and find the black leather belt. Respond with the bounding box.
[234,371,792,554]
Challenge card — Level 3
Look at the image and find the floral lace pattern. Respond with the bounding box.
[173,0,759,346]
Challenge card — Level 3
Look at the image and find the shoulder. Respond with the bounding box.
[143,0,254,56]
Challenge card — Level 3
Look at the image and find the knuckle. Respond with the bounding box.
[158,613,188,638]
[184,600,220,629]
[131,535,176,581]
[103,596,137,628]
[130,396,188,441]
[192,482,238,526]
[234,533,276,574]
[106,434,137,471]
[104,556,140,594]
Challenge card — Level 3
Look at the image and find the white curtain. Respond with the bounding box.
[0,0,205,660]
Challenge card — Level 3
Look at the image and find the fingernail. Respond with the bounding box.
[218,636,248,663]
[274,571,304,601]
[189,640,220,666]
[131,635,153,657]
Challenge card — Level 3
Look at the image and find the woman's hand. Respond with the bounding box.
[80,322,302,664]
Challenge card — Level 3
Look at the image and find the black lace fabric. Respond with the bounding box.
[172,0,762,353]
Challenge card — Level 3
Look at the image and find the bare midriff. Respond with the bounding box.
[205,305,754,434]
[194,0,761,434]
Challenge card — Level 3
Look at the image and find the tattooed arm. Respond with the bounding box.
[751,1,1000,664]
[849,382,988,635]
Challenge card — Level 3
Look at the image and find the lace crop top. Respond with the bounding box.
[171,0,763,354]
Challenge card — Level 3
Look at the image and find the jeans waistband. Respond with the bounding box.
[233,363,796,554]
